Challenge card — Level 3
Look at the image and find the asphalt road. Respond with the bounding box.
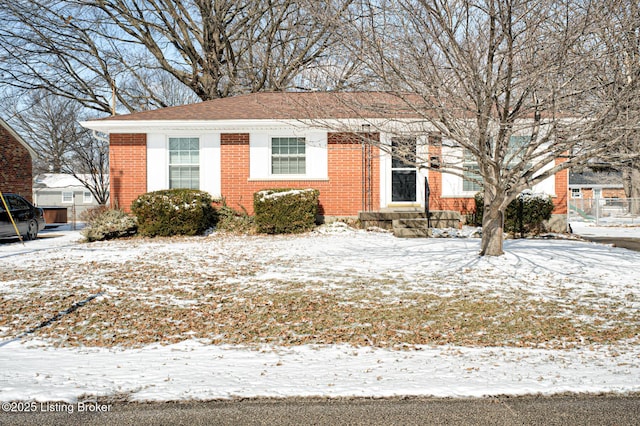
[2,395,639,426]
[579,236,640,252]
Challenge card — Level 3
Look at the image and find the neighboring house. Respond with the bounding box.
[568,170,625,200]
[1,117,36,202]
[33,174,103,223]
[81,92,568,226]
[568,169,632,225]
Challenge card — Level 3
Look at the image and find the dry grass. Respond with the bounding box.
[1,234,638,349]
[1,277,637,350]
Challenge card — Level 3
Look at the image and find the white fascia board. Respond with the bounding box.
[79,118,436,134]
[79,119,343,134]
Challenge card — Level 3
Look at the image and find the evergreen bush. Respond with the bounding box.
[81,209,137,242]
[253,188,319,234]
[472,190,554,236]
[131,189,218,237]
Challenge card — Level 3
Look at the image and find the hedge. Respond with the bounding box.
[131,189,218,237]
[253,188,319,234]
[472,190,554,236]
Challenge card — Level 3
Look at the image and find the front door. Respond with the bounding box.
[391,137,417,202]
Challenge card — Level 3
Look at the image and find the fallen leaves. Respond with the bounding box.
[0,234,638,350]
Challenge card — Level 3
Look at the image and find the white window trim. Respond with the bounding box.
[168,136,201,190]
[571,188,582,199]
[249,131,328,181]
[269,136,307,178]
[83,191,93,203]
[62,191,74,204]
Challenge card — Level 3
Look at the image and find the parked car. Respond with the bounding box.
[0,193,46,240]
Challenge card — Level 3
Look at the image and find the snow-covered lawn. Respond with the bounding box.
[0,223,638,402]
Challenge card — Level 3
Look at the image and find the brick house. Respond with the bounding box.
[568,170,625,200]
[81,92,567,225]
[1,117,36,202]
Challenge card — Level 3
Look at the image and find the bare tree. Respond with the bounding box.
[6,92,110,205]
[7,90,80,174]
[0,0,353,114]
[591,0,640,214]
[333,0,640,256]
[64,131,110,206]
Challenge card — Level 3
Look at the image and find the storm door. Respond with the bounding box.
[391,137,417,202]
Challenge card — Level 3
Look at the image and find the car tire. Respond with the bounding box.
[24,220,38,241]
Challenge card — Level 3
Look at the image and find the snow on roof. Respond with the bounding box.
[33,173,95,189]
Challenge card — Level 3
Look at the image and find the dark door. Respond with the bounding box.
[391,138,417,202]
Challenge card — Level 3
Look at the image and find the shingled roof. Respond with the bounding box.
[91,91,428,122]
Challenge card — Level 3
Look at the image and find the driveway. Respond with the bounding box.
[579,236,640,252]
[570,222,640,252]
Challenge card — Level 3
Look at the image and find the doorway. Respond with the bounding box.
[391,137,417,202]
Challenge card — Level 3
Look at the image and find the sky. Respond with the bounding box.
[0,222,638,402]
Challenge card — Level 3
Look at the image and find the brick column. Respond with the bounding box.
[554,157,568,214]
[109,133,147,212]
[220,133,251,210]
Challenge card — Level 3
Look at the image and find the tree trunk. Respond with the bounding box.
[480,204,505,256]
[629,166,640,215]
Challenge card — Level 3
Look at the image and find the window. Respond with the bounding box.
[62,191,74,203]
[272,137,306,175]
[462,135,532,192]
[8,195,28,210]
[83,191,93,203]
[169,137,200,189]
[571,188,582,198]
[506,135,530,165]
[463,150,482,192]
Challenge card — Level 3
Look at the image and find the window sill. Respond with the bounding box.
[440,194,477,198]
[249,177,329,182]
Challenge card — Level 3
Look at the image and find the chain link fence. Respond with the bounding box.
[569,198,640,225]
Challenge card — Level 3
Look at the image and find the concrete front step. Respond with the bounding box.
[359,211,427,221]
[360,210,462,230]
[392,219,432,238]
[393,218,430,228]
[393,227,433,238]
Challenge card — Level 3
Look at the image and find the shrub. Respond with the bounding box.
[472,190,554,236]
[79,205,110,224]
[253,188,319,234]
[131,189,218,237]
[216,203,256,234]
[467,192,485,227]
[506,191,555,236]
[81,209,137,242]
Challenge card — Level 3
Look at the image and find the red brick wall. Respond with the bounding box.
[579,188,626,199]
[427,143,476,214]
[109,133,147,212]
[220,132,380,216]
[0,125,33,201]
[553,158,568,214]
